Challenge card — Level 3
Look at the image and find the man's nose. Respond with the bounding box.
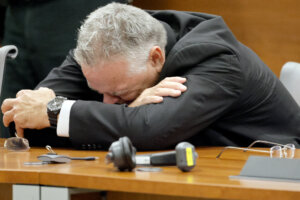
[103,94,120,104]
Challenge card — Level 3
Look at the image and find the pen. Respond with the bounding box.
[70,156,98,160]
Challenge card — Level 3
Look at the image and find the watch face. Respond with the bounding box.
[48,96,66,112]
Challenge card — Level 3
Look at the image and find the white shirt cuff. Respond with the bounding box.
[57,100,76,137]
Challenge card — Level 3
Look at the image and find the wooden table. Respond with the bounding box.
[1,139,300,200]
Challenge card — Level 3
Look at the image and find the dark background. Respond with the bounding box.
[0,6,5,45]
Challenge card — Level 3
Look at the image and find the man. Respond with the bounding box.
[2,3,300,150]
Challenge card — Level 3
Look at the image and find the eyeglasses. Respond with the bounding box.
[216,140,295,159]
[3,133,30,151]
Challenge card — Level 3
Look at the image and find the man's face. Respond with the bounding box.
[82,59,159,104]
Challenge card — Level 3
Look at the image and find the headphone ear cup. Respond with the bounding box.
[120,137,136,171]
[106,137,136,171]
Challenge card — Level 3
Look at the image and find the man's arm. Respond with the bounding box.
[56,76,187,138]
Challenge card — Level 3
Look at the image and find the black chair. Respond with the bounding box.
[279,62,300,106]
[0,45,18,97]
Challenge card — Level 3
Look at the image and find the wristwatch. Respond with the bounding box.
[47,96,67,127]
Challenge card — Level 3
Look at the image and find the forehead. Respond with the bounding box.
[82,59,131,92]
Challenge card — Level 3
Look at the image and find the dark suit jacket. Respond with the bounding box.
[28,10,300,150]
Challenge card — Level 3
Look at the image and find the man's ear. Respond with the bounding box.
[148,46,165,73]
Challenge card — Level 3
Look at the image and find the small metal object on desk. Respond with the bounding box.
[24,161,49,165]
[46,145,57,155]
[45,145,98,160]
[23,145,98,165]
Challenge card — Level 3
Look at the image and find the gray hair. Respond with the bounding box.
[74,3,167,74]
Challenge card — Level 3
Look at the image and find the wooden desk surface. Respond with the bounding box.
[1,139,300,200]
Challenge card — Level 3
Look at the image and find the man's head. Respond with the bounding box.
[74,3,167,104]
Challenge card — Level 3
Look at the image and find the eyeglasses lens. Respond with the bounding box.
[284,144,295,158]
[270,146,282,158]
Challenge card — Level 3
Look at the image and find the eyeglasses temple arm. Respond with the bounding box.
[216,147,228,159]
[244,140,284,152]
[217,146,270,159]
[216,146,252,159]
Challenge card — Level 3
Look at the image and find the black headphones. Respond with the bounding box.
[106,137,198,172]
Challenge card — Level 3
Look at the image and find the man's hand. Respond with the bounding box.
[1,87,56,137]
[129,77,187,107]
